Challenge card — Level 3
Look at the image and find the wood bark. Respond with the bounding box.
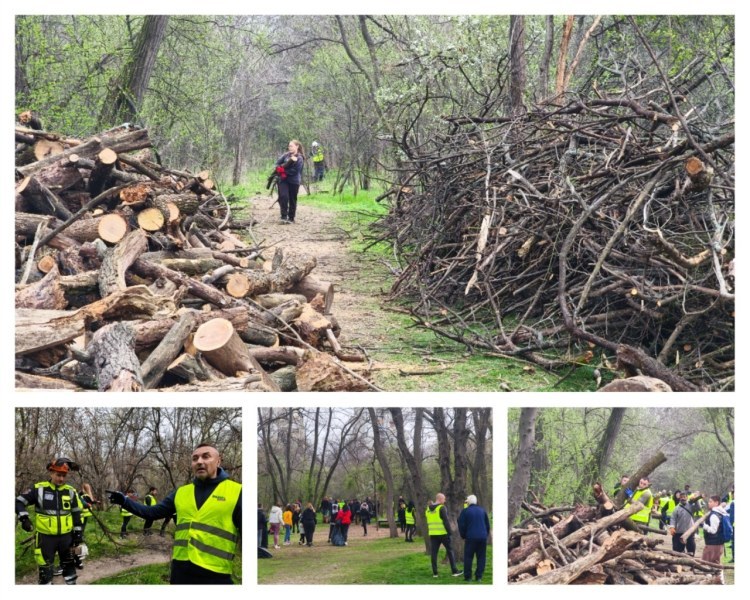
[15,308,86,355]
[368,408,399,537]
[140,311,199,389]
[88,321,143,392]
[98,229,148,297]
[15,265,67,310]
[289,276,334,314]
[508,408,539,527]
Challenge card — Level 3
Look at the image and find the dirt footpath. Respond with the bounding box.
[18,548,170,585]
[247,194,386,350]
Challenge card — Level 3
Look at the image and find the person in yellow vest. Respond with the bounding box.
[15,457,84,585]
[108,442,242,584]
[143,486,158,536]
[425,492,462,578]
[626,477,654,529]
[404,500,416,542]
[311,141,326,181]
[120,489,138,538]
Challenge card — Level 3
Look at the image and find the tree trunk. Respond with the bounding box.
[508,408,539,527]
[538,16,555,98]
[368,408,399,537]
[98,15,170,127]
[553,15,575,100]
[574,408,626,501]
[508,16,526,117]
[88,321,143,391]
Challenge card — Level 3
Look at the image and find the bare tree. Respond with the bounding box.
[368,408,398,537]
[508,408,539,527]
[574,408,626,501]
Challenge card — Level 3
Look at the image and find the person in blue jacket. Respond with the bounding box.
[275,140,305,224]
[108,442,242,585]
[457,494,491,582]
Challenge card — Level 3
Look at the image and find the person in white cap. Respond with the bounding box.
[311,141,326,182]
[458,494,491,582]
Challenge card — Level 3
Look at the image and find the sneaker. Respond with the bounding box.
[452,571,463,577]
[475,578,482,583]
[433,574,439,578]
[344,542,348,546]
[274,544,280,549]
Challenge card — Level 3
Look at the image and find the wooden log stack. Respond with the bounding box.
[14,119,372,392]
[508,487,731,585]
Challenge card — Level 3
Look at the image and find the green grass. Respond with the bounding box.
[15,509,241,584]
[224,171,600,392]
[91,563,171,585]
[258,535,492,585]
[15,510,144,579]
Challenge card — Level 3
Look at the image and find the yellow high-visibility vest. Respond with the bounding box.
[33,482,75,535]
[173,480,241,574]
[425,504,447,536]
[630,488,654,524]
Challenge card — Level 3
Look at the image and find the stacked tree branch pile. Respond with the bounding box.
[508,493,730,584]
[372,95,734,390]
[15,119,372,392]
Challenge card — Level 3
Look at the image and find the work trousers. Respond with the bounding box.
[36,532,76,585]
[430,534,459,575]
[463,538,487,580]
[170,559,232,585]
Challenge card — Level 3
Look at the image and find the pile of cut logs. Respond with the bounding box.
[509,476,732,584]
[15,115,373,392]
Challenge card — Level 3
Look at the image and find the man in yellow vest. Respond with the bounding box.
[15,457,84,585]
[311,141,326,181]
[108,442,242,584]
[143,486,158,536]
[627,477,654,529]
[425,492,462,578]
[120,489,137,538]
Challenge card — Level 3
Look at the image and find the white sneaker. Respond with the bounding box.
[274,545,280,549]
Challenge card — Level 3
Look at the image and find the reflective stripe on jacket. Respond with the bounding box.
[173,479,242,574]
[33,482,77,535]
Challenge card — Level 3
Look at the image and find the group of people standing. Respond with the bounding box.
[620,476,735,564]
[17,443,242,586]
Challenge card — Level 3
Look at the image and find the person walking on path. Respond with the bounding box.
[282,504,293,545]
[335,502,353,545]
[268,501,282,549]
[301,502,317,547]
[359,499,371,536]
[108,442,242,585]
[275,140,304,224]
[702,495,730,564]
[669,491,697,556]
[404,500,417,542]
[458,494,491,582]
[426,492,462,578]
[15,458,84,585]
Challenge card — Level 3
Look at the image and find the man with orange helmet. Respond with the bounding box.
[15,457,84,585]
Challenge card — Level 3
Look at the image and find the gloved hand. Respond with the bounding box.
[106,490,126,506]
[20,515,33,532]
[624,488,634,499]
[72,529,83,545]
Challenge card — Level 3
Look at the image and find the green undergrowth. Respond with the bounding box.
[258,535,493,585]
[225,174,598,392]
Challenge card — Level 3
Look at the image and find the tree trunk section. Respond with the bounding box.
[98,229,148,297]
[88,321,143,391]
[140,311,199,389]
[508,408,539,527]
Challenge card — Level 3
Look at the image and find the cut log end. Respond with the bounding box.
[225,272,251,298]
[137,207,165,231]
[37,254,57,274]
[97,213,129,244]
[193,318,236,352]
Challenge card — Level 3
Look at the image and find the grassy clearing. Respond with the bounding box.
[258,535,493,585]
[225,173,600,392]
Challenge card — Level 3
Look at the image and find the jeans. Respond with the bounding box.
[430,535,458,575]
[284,524,291,543]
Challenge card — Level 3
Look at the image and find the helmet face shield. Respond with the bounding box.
[47,457,80,473]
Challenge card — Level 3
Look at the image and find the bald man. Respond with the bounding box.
[108,442,242,584]
[425,492,462,578]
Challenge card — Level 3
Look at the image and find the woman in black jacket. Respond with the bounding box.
[275,140,305,223]
[300,502,317,547]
